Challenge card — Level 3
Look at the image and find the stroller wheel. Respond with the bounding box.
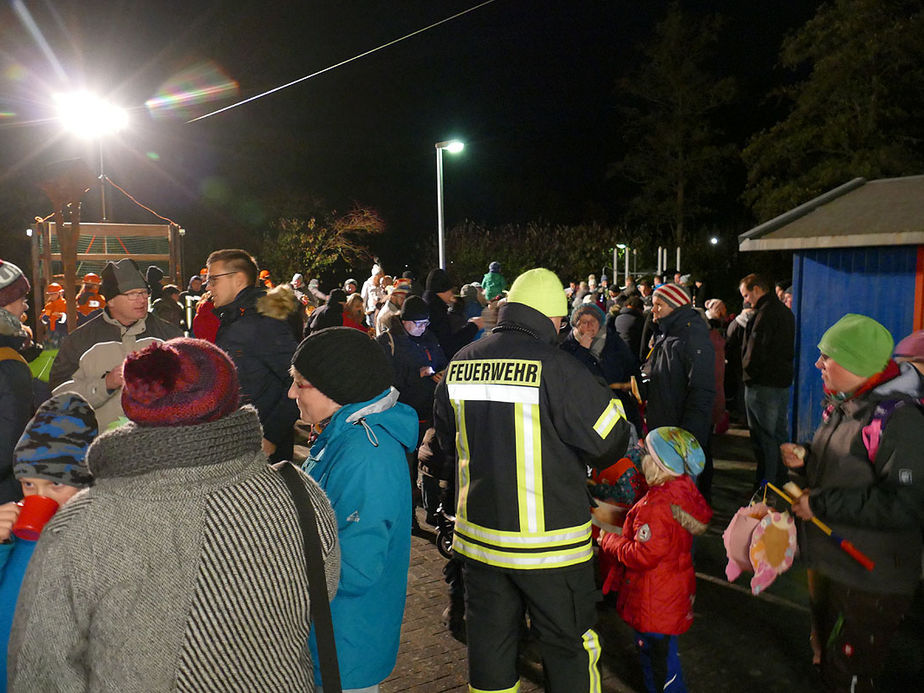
[437,528,454,559]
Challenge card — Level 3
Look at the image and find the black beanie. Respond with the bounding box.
[292,327,393,405]
[400,295,429,321]
[426,268,453,293]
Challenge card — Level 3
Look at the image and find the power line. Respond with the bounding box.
[187,0,497,124]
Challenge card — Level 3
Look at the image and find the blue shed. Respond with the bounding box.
[739,175,924,441]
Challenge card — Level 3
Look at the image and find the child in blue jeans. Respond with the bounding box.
[598,427,712,692]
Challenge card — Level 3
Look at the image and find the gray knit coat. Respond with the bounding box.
[8,406,339,692]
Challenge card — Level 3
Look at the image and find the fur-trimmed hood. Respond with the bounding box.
[257,284,298,320]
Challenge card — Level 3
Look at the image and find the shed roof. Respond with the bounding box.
[739,175,924,251]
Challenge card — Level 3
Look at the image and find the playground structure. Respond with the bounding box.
[29,220,183,342]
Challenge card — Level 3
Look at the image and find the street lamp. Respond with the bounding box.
[53,91,128,222]
[435,139,464,269]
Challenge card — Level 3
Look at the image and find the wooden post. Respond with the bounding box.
[38,160,95,334]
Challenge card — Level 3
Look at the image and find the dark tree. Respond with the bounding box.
[743,0,924,220]
[609,2,737,248]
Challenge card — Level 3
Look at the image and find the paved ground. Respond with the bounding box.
[383,426,924,692]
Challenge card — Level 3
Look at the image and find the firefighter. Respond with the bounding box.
[434,267,631,693]
[76,272,106,325]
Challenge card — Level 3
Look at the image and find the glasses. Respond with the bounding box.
[204,271,238,284]
[412,320,430,327]
[122,289,149,300]
[292,378,315,390]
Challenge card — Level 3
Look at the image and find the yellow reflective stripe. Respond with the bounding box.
[583,628,602,693]
[455,518,591,547]
[469,681,520,693]
[454,535,593,569]
[515,403,544,534]
[452,399,471,520]
[593,398,626,439]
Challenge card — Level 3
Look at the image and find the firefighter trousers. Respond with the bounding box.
[462,559,602,693]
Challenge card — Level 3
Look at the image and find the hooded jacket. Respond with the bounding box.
[302,388,417,689]
[644,305,715,448]
[433,302,631,571]
[216,285,300,454]
[790,362,924,595]
[600,474,711,635]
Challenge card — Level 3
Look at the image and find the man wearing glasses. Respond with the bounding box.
[207,249,300,463]
[49,258,182,426]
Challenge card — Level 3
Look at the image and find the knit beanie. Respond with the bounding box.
[652,283,691,309]
[292,327,393,405]
[100,258,148,300]
[0,259,30,307]
[817,314,894,377]
[571,302,605,327]
[426,268,454,293]
[121,338,240,427]
[646,427,705,478]
[400,295,429,322]
[328,288,347,305]
[488,261,501,273]
[507,268,567,318]
[14,393,96,487]
[894,330,924,361]
[391,280,411,297]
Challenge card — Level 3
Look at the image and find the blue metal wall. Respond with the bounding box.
[791,245,917,441]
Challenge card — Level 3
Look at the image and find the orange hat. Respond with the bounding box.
[46,282,63,293]
[199,267,208,277]
[259,269,271,279]
[82,272,101,284]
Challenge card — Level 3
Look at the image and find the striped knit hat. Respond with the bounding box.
[121,338,240,427]
[653,283,691,309]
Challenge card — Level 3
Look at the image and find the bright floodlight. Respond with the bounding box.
[436,139,464,153]
[54,91,128,138]
[710,236,719,245]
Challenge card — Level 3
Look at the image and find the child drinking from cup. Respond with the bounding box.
[598,427,712,693]
[0,393,96,688]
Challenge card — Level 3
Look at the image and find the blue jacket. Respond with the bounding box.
[303,388,417,688]
[0,538,37,691]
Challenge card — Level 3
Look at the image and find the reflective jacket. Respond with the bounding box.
[434,302,631,571]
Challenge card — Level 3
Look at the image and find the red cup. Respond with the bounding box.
[12,495,60,541]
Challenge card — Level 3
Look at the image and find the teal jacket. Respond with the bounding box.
[0,538,37,692]
[304,387,417,689]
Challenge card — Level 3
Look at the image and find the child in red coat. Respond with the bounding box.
[598,426,712,693]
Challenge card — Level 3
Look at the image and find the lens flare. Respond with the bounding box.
[145,61,239,118]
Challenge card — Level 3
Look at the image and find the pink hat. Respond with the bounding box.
[894,330,924,361]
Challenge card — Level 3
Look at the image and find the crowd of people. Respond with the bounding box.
[0,251,921,693]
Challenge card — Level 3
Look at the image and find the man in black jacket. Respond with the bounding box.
[739,273,795,487]
[207,249,300,463]
[434,268,630,693]
[422,269,481,359]
[643,283,715,450]
[612,295,645,359]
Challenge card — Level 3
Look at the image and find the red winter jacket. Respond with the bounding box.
[600,475,711,635]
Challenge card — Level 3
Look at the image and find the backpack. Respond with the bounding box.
[861,397,924,463]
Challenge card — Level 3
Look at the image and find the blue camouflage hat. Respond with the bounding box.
[14,393,97,487]
[645,427,705,478]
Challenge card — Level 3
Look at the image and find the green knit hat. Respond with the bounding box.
[507,268,567,318]
[817,314,894,377]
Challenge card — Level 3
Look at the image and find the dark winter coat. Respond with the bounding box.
[377,326,447,421]
[741,292,794,388]
[600,474,711,635]
[790,363,924,595]
[0,331,31,503]
[643,305,715,448]
[611,307,644,363]
[433,302,631,570]
[306,302,343,336]
[216,286,300,457]
[423,290,477,359]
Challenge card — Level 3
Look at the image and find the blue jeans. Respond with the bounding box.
[635,631,686,692]
[744,384,791,487]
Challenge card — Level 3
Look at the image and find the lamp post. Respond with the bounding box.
[53,91,128,221]
[435,139,464,269]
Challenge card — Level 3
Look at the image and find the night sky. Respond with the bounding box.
[0,0,820,277]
